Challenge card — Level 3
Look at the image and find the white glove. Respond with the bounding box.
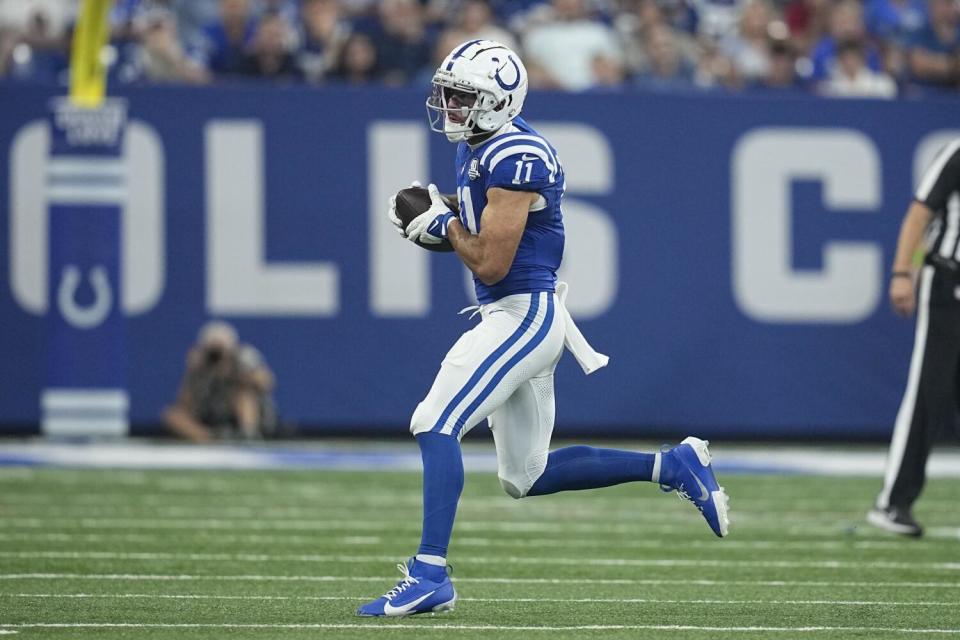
[406,183,456,245]
[387,180,422,237]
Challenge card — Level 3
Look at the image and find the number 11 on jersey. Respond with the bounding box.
[513,161,533,184]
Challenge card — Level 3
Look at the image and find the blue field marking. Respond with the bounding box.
[0,441,957,476]
[0,455,42,467]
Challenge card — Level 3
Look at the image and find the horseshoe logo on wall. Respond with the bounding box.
[57,265,113,329]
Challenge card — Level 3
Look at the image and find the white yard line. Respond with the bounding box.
[3,506,952,529]
[1,573,958,589]
[2,492,957,514]
[1,515,956,542]
[2,593,956,607]
[0,517,914,538]
[2,550,957,571]
[448,536,956,550]
[1,531,947,550]
[1,623,959,634]
[0,505,849,520]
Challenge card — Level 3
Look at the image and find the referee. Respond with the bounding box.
[869,139,960,537]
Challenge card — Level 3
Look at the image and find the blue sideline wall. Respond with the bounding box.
[1,84,958,438]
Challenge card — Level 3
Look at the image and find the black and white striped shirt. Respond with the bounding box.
[919,139,960,270]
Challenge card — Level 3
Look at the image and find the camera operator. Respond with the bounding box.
[162,321,277,442]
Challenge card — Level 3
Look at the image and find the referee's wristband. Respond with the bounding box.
[890,271,912,280]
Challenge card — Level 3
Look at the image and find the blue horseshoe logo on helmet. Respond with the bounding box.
[493,55,521,90]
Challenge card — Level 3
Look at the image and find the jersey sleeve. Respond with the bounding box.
[916,140,960,212]
[484,139,559,192]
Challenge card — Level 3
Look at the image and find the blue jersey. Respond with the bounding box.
[454,117,565,304]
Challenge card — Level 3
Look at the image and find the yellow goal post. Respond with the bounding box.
[68,0,114,107]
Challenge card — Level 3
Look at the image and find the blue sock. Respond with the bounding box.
[527,446,659,496]
[415,432,464,561]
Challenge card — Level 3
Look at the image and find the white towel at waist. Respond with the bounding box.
[555,281,609,375]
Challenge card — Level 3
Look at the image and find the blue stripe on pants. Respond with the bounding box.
[451,293,555,438]
[431,294,539,433]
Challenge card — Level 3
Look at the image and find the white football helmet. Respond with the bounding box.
[426,40,528,143]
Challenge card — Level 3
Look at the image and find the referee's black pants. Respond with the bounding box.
[878,265,960,511]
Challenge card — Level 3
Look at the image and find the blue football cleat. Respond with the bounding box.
[662,436,730,537]
[356,559,457,617]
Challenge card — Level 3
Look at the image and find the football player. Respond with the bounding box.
[358,40,729,618]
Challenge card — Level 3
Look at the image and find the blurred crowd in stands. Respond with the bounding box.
[0,0,958,98]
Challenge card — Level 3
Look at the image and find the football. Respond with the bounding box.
[394,187,459,253]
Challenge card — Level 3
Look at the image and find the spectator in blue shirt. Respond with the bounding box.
[123,8,210,84]
[752,33,808,92]
[865,0,927,42]
[907,0,960,88]
[239,12,302,81]
[202,0,257,76]
[413,27,469,87]
[633,24,698,90]
[369,0,433,85]
[810,0,883,80]
[297,0,351,84]
[330,31,381,84]
[486,0,546,28]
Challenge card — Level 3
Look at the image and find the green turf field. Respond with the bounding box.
[0,466,958,639]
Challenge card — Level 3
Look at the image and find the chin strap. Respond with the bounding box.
[465,120,516,148]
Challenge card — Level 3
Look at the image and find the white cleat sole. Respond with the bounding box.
[713,488,730,537]
[430,597,456,615]
[387,598,455,619]
[681,436,729,537]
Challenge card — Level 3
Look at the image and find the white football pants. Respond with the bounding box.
[410,291,565,498]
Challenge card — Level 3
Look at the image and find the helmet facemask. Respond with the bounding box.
[426,81,503,143]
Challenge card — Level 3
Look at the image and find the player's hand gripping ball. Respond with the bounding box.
[388,183,459,252]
